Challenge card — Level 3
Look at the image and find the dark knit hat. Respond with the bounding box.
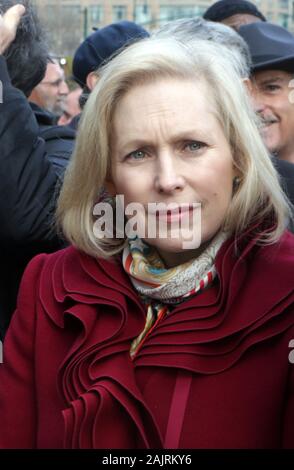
[238,22,294,72]
[73,21,149,87]
[203,0,266,23]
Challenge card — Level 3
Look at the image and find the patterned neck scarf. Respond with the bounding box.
[122,231,228,358]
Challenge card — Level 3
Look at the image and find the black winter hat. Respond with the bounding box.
[238,22,294,72]
[203,0,266,23]
[73,21,149,87]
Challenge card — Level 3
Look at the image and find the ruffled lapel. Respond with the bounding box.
[39,247,146,326]
[37,231,294,446]
[133,231,294,373]
[38,246,162,448]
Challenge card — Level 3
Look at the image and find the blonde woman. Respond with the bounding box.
[0,37,293,449]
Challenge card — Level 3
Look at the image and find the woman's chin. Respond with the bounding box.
[143,235,200,254]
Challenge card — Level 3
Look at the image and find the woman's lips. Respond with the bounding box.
[149,204,197,223]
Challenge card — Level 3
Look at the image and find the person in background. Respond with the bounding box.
[0,0,75,338]
[0,35,293,449]
[58,85,82,126]
[29,57,69,121]
[70,20,149,129]
[154,16,251,78]
[239,22,294,165]
[203,0,266,30]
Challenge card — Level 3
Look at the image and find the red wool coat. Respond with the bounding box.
[0,231,294,449]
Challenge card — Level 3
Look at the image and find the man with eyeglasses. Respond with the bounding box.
[29,57,69,120]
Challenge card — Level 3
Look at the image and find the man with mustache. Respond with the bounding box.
[239,22,294,165]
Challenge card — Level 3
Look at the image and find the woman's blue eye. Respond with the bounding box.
[128,150,145,160]
[185,141,204,152]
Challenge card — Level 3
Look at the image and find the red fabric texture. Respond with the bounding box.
[0,231,293,448]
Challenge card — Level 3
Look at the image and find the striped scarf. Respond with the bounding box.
[122,231,228,358]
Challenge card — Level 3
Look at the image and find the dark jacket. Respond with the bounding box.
[272,158,294,231]
[0,230,293,448]
[68,113,81,131]
[30,102,75,178]
[273,158,294,205]
[0,56,75,338]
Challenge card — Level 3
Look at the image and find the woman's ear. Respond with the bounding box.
[86,71,99,91]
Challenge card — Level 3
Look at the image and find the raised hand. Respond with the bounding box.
[0,4,25,54]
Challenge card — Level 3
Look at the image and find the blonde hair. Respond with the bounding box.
[57,37,291,258]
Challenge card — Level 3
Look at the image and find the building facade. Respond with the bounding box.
[33,0,294,56]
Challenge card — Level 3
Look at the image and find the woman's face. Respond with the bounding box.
[110,78,236,267]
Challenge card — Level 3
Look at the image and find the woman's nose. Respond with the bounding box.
[154,154,185,194]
